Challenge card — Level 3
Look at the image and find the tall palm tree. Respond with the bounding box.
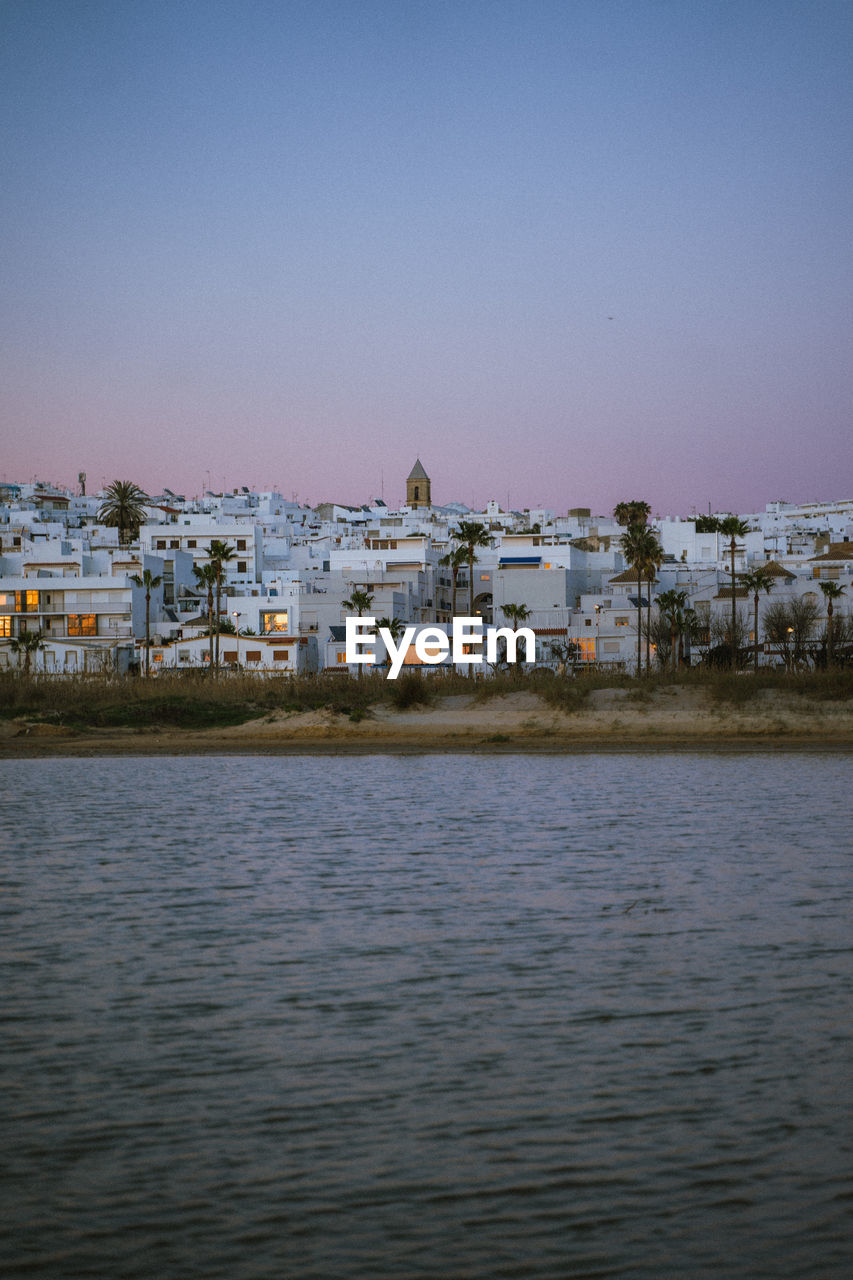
[620,523,660,677]
[98,480,148,545]
[718,515,750,666]
[740,567,774,673]
[613,500,652,529]
[377,615,405,668]
[438,545,467,617]
[456,520,491,617]
[643,532,663,672]
[206,540,235,676]
[656,590,689,671]
[819,581,846,666]
[343,587,375,678]
[10,628,44,676]
[502,603,532,675]
[130,568,163,677]
[192,562,218,674]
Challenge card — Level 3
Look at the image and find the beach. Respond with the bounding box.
[4,686,853,755]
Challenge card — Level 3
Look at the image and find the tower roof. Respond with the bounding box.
[407,458,430,481]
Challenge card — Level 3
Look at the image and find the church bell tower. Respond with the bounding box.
[406,458,431,509]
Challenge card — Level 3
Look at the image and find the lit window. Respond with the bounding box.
[67,614,96,636]
[261,611,289,634]
[615,616,629,626]
[0,616,11,637]
[336,652,347,663]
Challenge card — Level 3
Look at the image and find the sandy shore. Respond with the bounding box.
[3,687,853,756]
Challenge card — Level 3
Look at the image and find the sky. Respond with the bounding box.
[1,0,851,517]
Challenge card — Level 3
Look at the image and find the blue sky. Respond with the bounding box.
[2,0,851,514]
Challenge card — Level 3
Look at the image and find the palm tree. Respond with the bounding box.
[343,587,375,678]
[192,562,218,674]
[642,532,663,672]
[438,545,467,616]
[10,628,44,675]
[613,500,651,529]
[206,540,235,675]
[130,568,163,677]
[819,581,846,666]
[718,516,750,666]
[98,480,148,545]
[620,523,660,677]
[656,590,689,672]
[502,602,531,626]
[501,603,532,675]
[740,567,774,673]
[377,615,405,668]
[344,587,374,616]
[456,520,491,617]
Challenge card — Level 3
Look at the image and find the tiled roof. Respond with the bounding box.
[809,541,853,562]
[762,560,796,578]
[609,568,658,584]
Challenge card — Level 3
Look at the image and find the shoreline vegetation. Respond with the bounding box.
[3,669,853,756]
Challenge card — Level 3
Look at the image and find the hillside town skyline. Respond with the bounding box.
[2,466,850,525]
[2,460,852,678]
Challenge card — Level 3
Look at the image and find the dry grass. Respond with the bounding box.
[3,665,852,730]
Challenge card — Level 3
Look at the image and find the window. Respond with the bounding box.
[68,614,96,636]
[156,539,166,549]
[178,650,190,662]
[153,652,163,662]
[0,616,11,637]
[336,652,348,663]
[223,650,238,664]
[187,539,197,549]
[246,650,262,663]
[615,616,629,626]
[237,561,247,574]
[603,640,620,653]
[237,539,247,551]
[16,590,38,612]
[170,540,179,549]
[273,649,290,661]
[261,610,288,634]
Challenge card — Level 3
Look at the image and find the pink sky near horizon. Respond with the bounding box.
[2,2,851,518]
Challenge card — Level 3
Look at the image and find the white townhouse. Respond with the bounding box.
[0,545,173,674]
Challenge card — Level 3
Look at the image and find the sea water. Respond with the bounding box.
[1,754,851,1278]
